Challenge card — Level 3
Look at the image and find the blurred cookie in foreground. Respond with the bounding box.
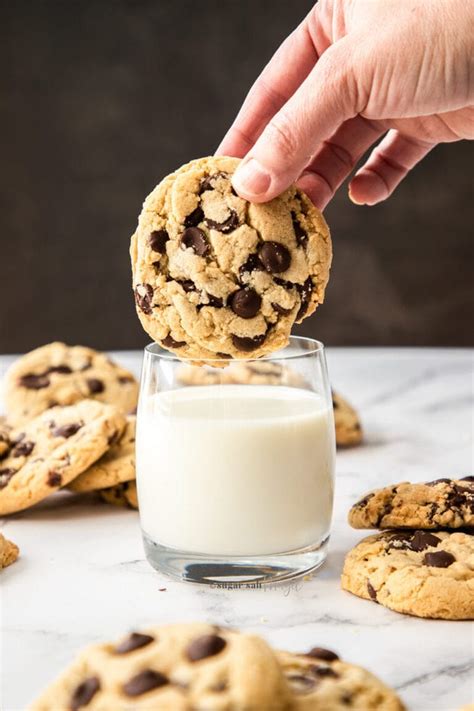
[332,391,363,448]
[4,342,138,425]
[349,477,474,530]
[30,622,289,710]
[0,532,19,569]
[341,530,474,619]
[69,415,136,493]
[99,480,138,509]
[0,400,126,516]
[278,648,405,710]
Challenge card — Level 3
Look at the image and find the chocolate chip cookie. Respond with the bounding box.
[130,156,332,360]
[278,647,405,710]
[349,477,474,530]
[99,480,138,509]
[4,342,138,425]
[341,530,474,619]
[332,391,363,448]
[0,400,126,515]
[0,532,19,569]
[30,622,290,710]
[69,415,135,493]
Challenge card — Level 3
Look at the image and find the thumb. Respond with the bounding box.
[232,39,360,202]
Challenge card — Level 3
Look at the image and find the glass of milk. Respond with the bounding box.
[136,337,335,584]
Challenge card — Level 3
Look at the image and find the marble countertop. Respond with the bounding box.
[1,348,473,710]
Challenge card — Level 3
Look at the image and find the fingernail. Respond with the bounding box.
[233,158,271,196]
[348,187,366,205]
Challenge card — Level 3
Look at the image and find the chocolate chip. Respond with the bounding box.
[426,478,452,486]
[0,468,16,489]
[48,365,72,375]
[230,288,262,319]
[107,429,120,446]
[47,471,62,487]
[423,551,456,567]
[409,531,441,552]
[258,241,291,273]
[19,373,50,390]
[355,493,374,508]
[52,422,82,438]
[292,212,307,246]
[208,678,226,692]
[70,676,100,710]
[305,647,339,662]
[115,632,154,654]
[217,352,231,358]
[287,674,317,693]
[134,284,154,315]
[161,334,186,349]
[122,669,168,697]
[184,206,204,227]
[312,665,339,678]
[206,294,224,308]
[199,172,228,194]
[460,475,474,481]
[272,302,292,315]
[149,229,169,254]
[86,378,104,395]
[367,581,378,600]
[12,440,35,457]
[239,253,264,278]
[178,279,197,293]
[296,277,313,320]
[186,634,227,662]
[231,333,266,352]
[118,375,134,384]
[181,227,210,256]
[205,210,239,234]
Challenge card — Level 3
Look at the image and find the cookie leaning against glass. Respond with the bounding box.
[130,156,332,360]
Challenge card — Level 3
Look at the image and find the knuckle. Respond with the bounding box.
[264,114,299,161]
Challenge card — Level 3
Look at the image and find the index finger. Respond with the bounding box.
[216,17,318,158]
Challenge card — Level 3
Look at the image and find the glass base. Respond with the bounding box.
[142,532,330,585]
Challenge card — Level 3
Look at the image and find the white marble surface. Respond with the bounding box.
[1,348,473,710]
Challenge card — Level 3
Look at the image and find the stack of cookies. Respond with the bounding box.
[342,477,474,619]
[0,342,140,525]
[30,622,406,710]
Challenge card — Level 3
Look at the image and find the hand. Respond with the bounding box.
[217,0,474,208]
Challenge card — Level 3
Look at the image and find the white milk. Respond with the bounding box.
[136,385,335,556]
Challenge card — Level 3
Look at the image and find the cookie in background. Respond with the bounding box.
[3,342,138,426]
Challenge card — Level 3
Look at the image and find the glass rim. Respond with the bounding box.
[143,335,325,363]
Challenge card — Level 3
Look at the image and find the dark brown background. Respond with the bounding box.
[1,0,473,354]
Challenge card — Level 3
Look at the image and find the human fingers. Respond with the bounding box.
[231,38,360,202]
[216,19,318,158]
[348,130,435,205]
[295,115,384,209]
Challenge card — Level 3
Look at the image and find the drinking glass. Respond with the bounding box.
[136,336,336,585]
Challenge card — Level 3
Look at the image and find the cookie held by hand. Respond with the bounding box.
[130,156,331,360]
